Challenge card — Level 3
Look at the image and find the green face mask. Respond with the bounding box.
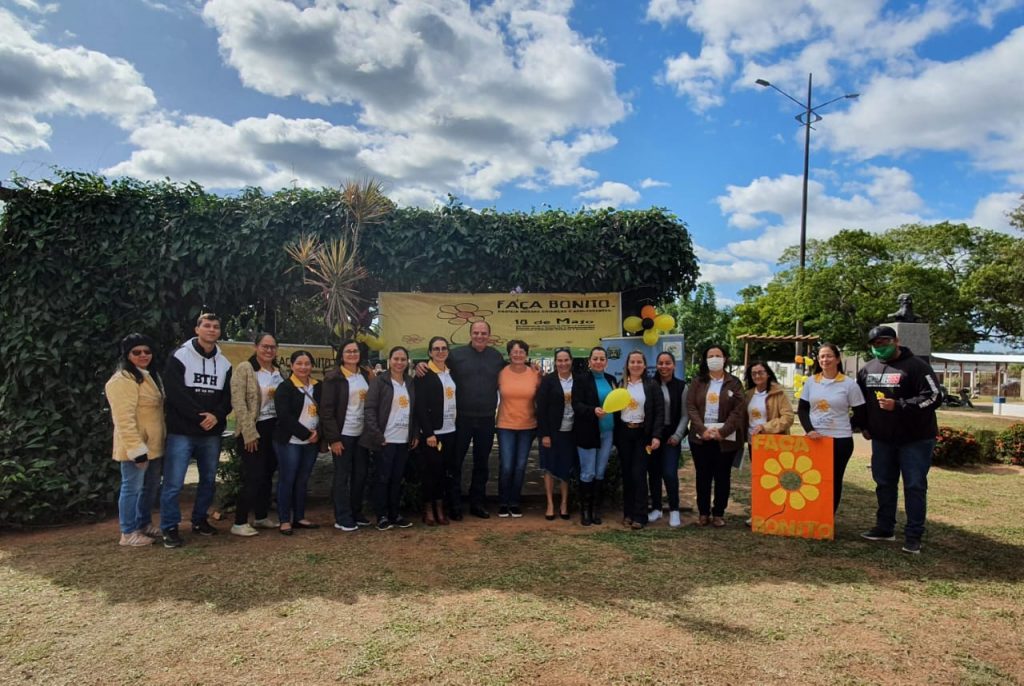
[871,344,896,360]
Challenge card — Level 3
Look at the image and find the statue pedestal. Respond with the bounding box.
[886,321,931,360]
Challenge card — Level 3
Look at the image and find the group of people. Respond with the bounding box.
[108,315,939,554]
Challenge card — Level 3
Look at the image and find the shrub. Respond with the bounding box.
[933,426,981,467]
[975,430,998,464]
[993,424,1024,466]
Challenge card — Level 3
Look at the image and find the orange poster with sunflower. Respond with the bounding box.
[750,435,834,540]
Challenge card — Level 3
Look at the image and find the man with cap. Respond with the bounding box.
[856,325,941,554]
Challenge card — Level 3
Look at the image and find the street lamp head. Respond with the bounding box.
[755,79,770,87]
[846,93,860,99]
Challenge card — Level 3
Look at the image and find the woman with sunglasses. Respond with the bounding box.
[414,336,457,525]
[106,333,165,547]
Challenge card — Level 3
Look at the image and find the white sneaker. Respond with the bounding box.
[647,509,662,523]
[119,532,151,547]
[668,511,681,528]
[230,523,259,537]
[252,517,279,529]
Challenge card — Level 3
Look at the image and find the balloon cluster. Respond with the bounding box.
[623,305,676,346]
[356,331,386,352]
[792,354,813,396]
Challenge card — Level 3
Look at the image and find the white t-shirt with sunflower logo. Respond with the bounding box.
[290,381,319,445]
[438,368,457,435]
[256,368,284,422]
[798,373,865,438]
[384,379,412,444]
[747,389,768,437]
[620,379,646,424]
[342,370,368,437]
[703,378,724,426]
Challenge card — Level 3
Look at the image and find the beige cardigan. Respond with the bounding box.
[231,359,262,444]
[106,370,165,461]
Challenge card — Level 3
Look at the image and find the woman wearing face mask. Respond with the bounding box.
[229,332,284,536]
[361,346,418,530]
[572,346,617,526]
[273,350,322,535]
[616,351,664,530]
[686,344,746,527]
[648,352,687,528]
[106,333,165,547]
[537,348,576,521]
[797,343,866,513]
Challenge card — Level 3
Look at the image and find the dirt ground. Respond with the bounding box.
[2,453,1023,686]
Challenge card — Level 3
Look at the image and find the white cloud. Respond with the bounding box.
[0,8,156,154]
[123,0,628,200]
[699,260,772,285]
[960,191,1021,234]
[640,177,669,188]
[821,26,1024,182]
[576,181,640,209]
[8,0,58,13]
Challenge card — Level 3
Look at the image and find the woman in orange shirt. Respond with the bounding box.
[496,339,541,518]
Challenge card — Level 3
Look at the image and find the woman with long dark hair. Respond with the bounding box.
[686,344,745,527]
[273,350,322,535]
[537,347,576,521]
[572,346,616,526]
[361,346,418,530]
[414,336,457,525]
[615,350,664,530]
[648,351,687,528]
[797,343,866,513]
[230,332,283,536]
[321,338,372,532]
[106,333,165,547]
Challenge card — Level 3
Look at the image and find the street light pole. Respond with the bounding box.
[755,73,859,356]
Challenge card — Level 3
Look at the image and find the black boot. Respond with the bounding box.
[592,479,604,525]
[580,481,592,526]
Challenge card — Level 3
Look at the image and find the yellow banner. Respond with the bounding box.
[218,341,337,379]
[379,292,621,358]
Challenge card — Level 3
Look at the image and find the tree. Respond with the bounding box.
[730,223,1020,353]
[663,283,732,367]
[965,195,1024,346]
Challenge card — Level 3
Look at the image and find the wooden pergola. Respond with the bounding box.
[736,333,820,368]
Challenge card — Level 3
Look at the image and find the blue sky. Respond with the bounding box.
[2,0,1023,306]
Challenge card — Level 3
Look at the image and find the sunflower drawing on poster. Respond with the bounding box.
[750,435,834,540]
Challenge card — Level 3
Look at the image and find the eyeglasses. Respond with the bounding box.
[431,346,449,352]
[751,370,768,376]
[128,349,152,356]
[342,348,360,354]
[258,344,278,351]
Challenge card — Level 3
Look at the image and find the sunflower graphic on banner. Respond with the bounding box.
[750,435,834,540]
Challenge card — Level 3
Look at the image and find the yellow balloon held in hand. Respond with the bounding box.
[602,388,630,413]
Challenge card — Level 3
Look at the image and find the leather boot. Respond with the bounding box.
[423,503,437,526]
[591,479,604,525]
[580,481,592,526]
[435,500,449,525]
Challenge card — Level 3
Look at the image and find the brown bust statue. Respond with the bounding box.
[887,293,922,322]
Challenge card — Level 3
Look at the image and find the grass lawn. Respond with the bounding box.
[935,405,1024,434]
[2,456,1022,685]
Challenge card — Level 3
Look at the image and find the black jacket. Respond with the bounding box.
[320,368,370,444]
[537,373,574,439]
[360,373,417,451]
[164,338,233,436]
[572,371,617,449]
[657,376,688,442]
[414,367,451,440]
[856,346,940,443]
[272,377,322,445]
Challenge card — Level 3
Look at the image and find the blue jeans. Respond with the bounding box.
[160,434,222,531]
[577,430,613,483]
[276,442,318,524]
[871,437,935,541]
[454,416,495,508]
[648,440,681,511]
[118,460,161,533]
[497,428,535,508]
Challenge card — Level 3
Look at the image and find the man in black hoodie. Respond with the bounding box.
[856,325,940,555]
[159,313,233,548]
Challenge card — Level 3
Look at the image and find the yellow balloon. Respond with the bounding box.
[642,329,659,346]
[602,387,630,413]
[623,316,644,333]
[654,314,675,332]
[366,336,386,351]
